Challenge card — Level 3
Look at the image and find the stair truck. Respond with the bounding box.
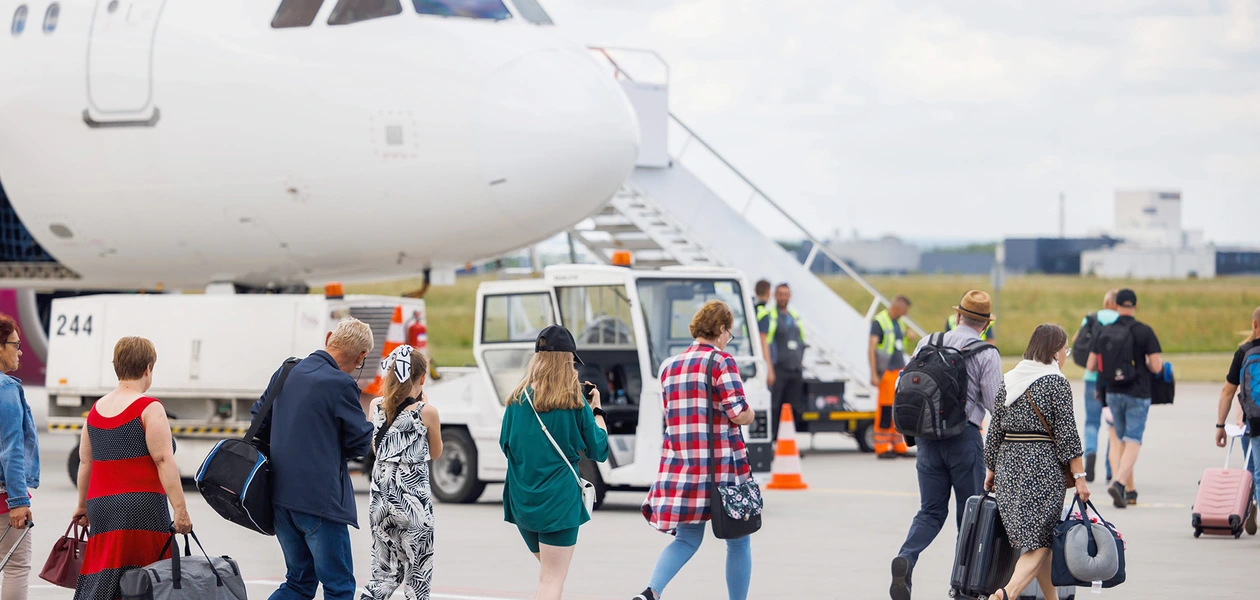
[424,264,774,509]
[43,291,426,484]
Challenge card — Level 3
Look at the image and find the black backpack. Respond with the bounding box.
[1071,313,1102,368]
[1096,322,1138,387]
[195,357,299,535]
[893,333,995,440]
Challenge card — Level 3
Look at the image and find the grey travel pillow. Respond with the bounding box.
[1063,521,1119,582]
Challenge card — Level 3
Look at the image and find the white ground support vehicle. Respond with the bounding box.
[425,264,773,508]
[43,293,425,484]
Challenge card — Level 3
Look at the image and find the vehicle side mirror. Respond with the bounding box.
[736,360,757,381]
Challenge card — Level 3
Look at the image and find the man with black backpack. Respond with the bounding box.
[1086,288,1162,510]
[1073,289,1119,482]
[1213,305,1260,533]
[889,291,1002,600]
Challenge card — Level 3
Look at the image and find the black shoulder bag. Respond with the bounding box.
[705,351,763,539]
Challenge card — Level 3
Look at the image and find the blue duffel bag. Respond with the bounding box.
[1051,495,1126,588]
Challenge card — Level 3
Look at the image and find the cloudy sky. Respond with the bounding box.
[546,0,1259,246]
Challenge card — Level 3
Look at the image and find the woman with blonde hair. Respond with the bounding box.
[635,300,757,600]
[72,337,191,600]
[499,325,608,600]
[362,345,443,600]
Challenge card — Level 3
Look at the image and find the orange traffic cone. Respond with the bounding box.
[765,403,808,490]
[365,305,406,396]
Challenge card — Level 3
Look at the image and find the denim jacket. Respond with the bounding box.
[0,374,40,509]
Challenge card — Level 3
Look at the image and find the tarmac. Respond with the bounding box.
[14,382,1255,599]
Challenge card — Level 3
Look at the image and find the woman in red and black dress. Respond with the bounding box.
[72,337,192,600]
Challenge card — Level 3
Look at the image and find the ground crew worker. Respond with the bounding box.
[870,295,913,458]
[758,283,805,442]
[753,279,771,313]
[946,312,994,340]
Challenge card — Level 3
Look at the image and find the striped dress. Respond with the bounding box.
[74,397,172,600]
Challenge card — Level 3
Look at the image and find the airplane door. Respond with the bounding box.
[85,0,166,126]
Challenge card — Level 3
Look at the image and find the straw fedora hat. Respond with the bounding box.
[954,290,996,322]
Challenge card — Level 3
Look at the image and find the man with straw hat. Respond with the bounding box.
[890,291,1002,600]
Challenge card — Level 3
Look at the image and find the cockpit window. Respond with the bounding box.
[329,0,402,25]
[412,0,511,20]
[272,0,324,28]
[43,3,59,34]
[11,5,27,36]
[510,0,551,24]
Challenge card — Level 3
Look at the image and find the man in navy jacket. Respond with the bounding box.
[253,318,375,600]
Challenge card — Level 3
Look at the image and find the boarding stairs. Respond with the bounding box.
[574,49,928,403]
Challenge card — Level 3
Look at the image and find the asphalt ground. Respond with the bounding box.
[15,382,1256,599]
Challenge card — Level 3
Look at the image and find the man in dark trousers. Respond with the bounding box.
[889,291,1002,600]
[253,318,376,600]
[758,283,805,441]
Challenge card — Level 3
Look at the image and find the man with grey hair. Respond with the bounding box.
[1075,289,1120,482]
[252,318,376,600]
[890,291,1001,600]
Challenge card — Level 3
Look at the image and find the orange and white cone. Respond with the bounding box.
[365,305,405,396]
[765,403,808,490]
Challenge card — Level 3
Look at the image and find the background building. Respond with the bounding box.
[1003,237,1118,274]
[1081,190,1220,279]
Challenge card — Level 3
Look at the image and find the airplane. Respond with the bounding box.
[0,0,641,380]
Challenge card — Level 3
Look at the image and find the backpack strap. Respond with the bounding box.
[958,341,996,358]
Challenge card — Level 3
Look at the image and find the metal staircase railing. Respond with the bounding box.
[589,47,928,338]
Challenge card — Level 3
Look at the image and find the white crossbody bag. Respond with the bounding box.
[525,391,596,514]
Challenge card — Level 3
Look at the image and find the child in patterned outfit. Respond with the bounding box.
[361,345,443,600]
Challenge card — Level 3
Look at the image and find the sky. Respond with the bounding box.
[545,0,1260,246]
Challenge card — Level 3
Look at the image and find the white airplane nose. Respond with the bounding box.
[478,49,640,232]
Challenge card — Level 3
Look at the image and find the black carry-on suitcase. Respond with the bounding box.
[950,493,1019,599]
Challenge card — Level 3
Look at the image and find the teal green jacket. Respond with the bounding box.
[500,388,609,532]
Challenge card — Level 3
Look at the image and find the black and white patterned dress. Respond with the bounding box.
[361,401,434,600]
[984,375,1083,550]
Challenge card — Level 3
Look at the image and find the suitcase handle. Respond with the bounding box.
[1224,435,1254,470]
[0,520,33,570]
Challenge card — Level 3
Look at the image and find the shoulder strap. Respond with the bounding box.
[958,341,995,358]
[245,357,300,442]
[1026,393,1055,439]
[373,397,421,454]
[705,351,741,486]
[524,391,585,491]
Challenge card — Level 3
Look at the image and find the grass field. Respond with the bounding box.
[347,274,1260,382]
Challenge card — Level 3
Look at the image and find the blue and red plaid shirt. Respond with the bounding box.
[642,343,752,533]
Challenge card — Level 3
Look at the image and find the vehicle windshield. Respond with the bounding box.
[635,278,751,375]
[413,0,511,20]
[557,285,636,349]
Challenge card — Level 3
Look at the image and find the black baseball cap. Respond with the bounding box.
[535,325,583,364]
[1116,289,1137,307]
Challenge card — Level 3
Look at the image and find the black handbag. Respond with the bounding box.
[194,357,299,535]
[1051,495,1126,588]
[704,351,763,540]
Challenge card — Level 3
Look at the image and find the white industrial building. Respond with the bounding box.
[827,235,920,274]
[1080,190,1216,279]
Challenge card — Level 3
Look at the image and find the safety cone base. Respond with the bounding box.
[765,403,808,490]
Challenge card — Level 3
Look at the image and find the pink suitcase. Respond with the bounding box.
[1192,435,1255,538]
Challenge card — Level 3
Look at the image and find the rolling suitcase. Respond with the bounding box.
[950,493,1019,599]
[1191,432,1255,538]
[0,520,33,570]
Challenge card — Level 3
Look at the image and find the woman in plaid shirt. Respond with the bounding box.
[634,301,756,600]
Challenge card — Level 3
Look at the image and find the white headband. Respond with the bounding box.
[381,345,413,384]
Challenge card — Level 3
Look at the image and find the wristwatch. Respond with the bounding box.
[1217,423,1227,428]
[592,407,607,418]
[1072,472,1087,480]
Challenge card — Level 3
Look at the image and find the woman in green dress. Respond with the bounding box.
[499,325,609,600]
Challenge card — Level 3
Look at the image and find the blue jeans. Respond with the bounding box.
[1108,393,1151,444]
[647,522,751,600]
[270,507,356,600]
[1084,380,1113,480]
[897,425,985,568]
[1247,435,1260,509]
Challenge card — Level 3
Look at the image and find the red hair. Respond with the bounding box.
[0,313,18,344]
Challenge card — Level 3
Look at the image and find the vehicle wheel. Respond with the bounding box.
[579,458,608,510]
[431,428,486,504]
[855,420,876,453]
[1193,528,1202,538]
[67,444,80,487]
